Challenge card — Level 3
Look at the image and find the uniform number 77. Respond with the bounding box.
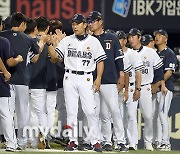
[82,60,90,66]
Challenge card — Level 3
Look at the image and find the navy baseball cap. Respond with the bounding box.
[116,30,127,39]
[70,14,86,24]
[87,11,102,21]
[141,34,154,45]
[153,29,168,38]
[128,28,142,36]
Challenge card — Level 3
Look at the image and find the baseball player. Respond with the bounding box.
[141,34,155,49]
[0,32,23,151]
[28,16,51,149]
[0,12,39,150]
[116,30,143,150]
[87,11,128,152]
[140,33,167,149]
[128,28,163,151]
[154,29,177,151]
[48,14,107,152]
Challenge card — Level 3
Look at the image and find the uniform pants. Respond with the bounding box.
[98,84,126,145]
[56,88,67,138]
[46,91,57,132]
[9,85,29,147]
[0,97,17,149]
[63,72,99,145]
[118,84,138,145]
[139,84,153,145]
[158,90,172,145]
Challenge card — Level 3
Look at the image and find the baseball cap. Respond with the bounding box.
[128,28,142,36]
[87,11,102,21]
[153,29,168,38]
[141,34,154,45]
[70,14,86,24]
[116,30,127,39]
[105,29,116,34]
[3,16,11,30]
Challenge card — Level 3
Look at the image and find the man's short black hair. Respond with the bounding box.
[0,15,2,25]
[49,20,63,34]
[24,18,37,34]
[11,12,27,27]
[35,16,50,32]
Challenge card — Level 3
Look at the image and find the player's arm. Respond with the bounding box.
[133,70,142,101]
[0,58,11,81]
[124,72,129,102]
[6,55,23,67]
[93,61,104,92]
[116,58,125,92]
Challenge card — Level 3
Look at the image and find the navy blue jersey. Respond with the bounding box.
[0,30,39,85]
[56,62,65,89]
[46,55,57,91]
[158,47,177,91]
[0,36,13,97]
[93,32,124,84]
[29,38,48,89]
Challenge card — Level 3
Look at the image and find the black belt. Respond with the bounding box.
[141,83,150,87]
[66,69,92,75]
[129,83,134,86]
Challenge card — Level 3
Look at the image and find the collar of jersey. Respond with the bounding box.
[75,33,88,41]
[136,46,143,52]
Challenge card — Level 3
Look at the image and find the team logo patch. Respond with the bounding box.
[130,89,133,92]
[87,78,90,81]
[147,88,150,91]
[65,76,68,80]
[86,46,91,51]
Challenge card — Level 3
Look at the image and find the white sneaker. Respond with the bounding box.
[158,144,171,151]
[145,143,154,151]
[129,144,137,150]
[6,147,15,152]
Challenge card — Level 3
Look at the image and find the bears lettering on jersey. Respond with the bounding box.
[67,48,92,59]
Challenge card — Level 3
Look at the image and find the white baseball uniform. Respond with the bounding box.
[118,48,143,146]
[55,34,106,145]
[137,46,163,146]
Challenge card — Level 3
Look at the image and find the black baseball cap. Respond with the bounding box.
[70,14,86,24]
[153,29,168,38]
[87,11,102,21]
[141,34,154,45]
[128,28,142,36]
[116,30,127,39]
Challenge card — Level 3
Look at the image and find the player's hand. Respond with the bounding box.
[151,84,158,94]
[55,29,66,43]
[161,84,168,95]
[17,55,23,62]
[117,77,125,92]
[4,71,11,81]
[133,90,140,101]
[93,77,101,92]
[124,90,129,103]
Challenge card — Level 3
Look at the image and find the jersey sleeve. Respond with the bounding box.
[55,38,65,59]
[94,39,107,64]
[3,38,14,60]
[114,36,124,61]
[153,50,163,70]
[123,55,132,73]
[29,38,40,61]
[164,51,177,72]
